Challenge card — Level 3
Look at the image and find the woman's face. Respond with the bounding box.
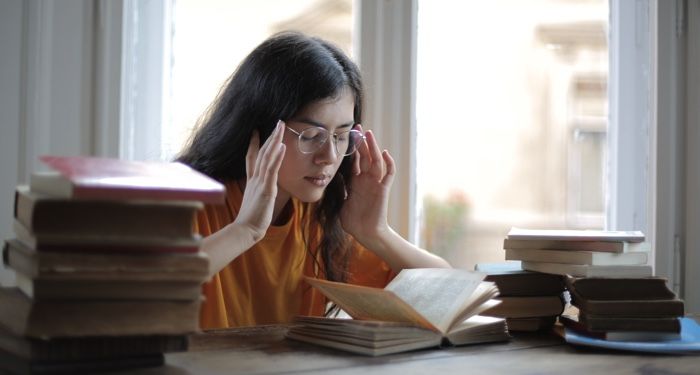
[277,87,355,203]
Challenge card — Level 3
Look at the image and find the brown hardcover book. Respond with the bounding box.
[577,313,681,333]
[288,269,510,355]
[13,219,202,254]
[521,261,652,278]
[505,316,557,332]
[3,239,209,282]
[31,155,225,204]
[506,228,645,243]
[0,325,187,361]
[481,295,565,319]
[565,275,676,300]
[0,347,164,375]
[14,186,201,240]
[14,271,204,301]
[0,287,201,338]
[505,248,648,266]
[503,238,649,253]
[476,263,565,296]
[559,314,681,341]
[568,288,684,317]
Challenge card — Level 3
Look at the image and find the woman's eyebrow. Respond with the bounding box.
[294,118,355,129]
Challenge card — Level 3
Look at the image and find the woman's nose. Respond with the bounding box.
[314,136,338,164]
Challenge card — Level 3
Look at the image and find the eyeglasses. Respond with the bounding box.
[285,126,365,156]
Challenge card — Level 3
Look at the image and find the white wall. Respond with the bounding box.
[0,0,24,285]
[0,0,119,286]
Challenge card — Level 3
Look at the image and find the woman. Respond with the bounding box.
[177,31,450,329]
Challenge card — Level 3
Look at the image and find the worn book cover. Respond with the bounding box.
[562,317,700,354]
[503,238,648,253]
[482,295,566,319]
[521,261,653,278]
[506,228,645,243]
[559,315,681,341]
[506,316,557,332]
[476,262,565,296]
[577,313,681,333]
[13,220,202,254]
[32,155,225,203]
[568,286,684,317]
[0,325,188,361]
[14,186,201,240]
[0,287,201,338]
[565,275,676,300]
[13,272,205,301]
[3,239,209,282]
[505,248,648,266]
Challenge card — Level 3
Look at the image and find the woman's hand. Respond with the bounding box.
[234,120,286,242]
[340,125,396,245]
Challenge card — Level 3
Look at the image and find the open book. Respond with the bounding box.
[286,268,510,356]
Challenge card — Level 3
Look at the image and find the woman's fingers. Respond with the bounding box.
[364,130,386,180]
[246,130,261,180]
[381,150,395,188]
[256,121,284,174]
[356,126,372,174]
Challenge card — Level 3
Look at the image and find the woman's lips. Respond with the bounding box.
[304,175,330,186]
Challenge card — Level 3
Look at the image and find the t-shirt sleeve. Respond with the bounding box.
[345,240,396,288]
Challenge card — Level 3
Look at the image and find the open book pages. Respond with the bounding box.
[304,268,500,335]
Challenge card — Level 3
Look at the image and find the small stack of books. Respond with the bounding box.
[560,276,685,341]
[0,156,225,374]
[503,227,651,277]
[475,262,566,332]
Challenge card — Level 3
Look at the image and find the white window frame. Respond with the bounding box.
[121,0,699,310]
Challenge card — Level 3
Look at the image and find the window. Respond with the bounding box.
[416,0,610,270]
[125,1,697,305]
[163,0,354,162]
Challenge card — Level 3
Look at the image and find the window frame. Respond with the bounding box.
[121,0,699,310]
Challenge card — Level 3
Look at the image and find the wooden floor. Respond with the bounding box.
[114,321,699,375]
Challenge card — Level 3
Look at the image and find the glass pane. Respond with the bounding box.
[163,0,354,161]
[416,0,609,270]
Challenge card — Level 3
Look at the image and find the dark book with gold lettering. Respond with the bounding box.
[286,269,510,356]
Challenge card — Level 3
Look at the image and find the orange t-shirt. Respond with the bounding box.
[196,181,395,329]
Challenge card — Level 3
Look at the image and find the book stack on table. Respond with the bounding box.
[475,262,566,332]
[559,276,685,342]
[502,227,652,278]
[0,156,225,374]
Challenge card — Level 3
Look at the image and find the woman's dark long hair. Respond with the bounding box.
[177,31,363,283]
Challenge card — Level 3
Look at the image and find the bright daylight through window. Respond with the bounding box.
[416,0,609,270]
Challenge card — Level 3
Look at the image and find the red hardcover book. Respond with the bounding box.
[31,156,225,204]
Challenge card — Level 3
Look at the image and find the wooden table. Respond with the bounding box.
[118,324,700,375]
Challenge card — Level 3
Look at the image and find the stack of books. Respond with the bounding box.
[0,156,224,374]
[475,262,566,332]
[560,276,685,341]
[503,227,651,277]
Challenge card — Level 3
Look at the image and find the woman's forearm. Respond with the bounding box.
[362,227,452,272]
